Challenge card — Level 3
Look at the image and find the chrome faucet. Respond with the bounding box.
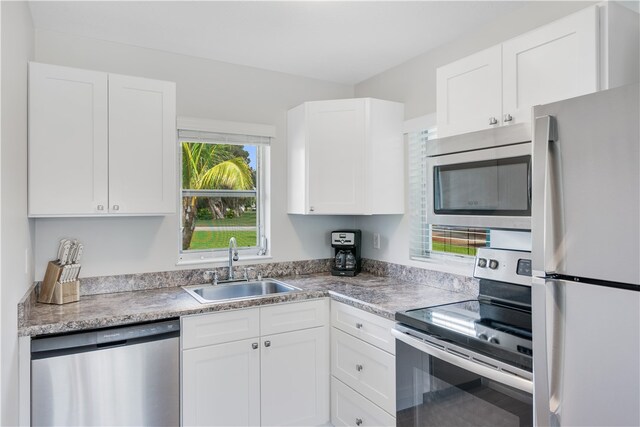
[228,237,239,280]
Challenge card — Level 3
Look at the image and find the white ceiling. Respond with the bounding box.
[28,1,529,85]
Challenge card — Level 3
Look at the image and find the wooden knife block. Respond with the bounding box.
[38,261,80,304]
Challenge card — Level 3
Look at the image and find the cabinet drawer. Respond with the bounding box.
[182,308,260,350]
[331,328,395,414]
[260,298,328,336]
[331,377,395,427]
[331,301,395,354]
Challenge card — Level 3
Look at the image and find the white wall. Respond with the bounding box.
[33,29,355,279]
[1,2,34,425]
[354,1,595,274]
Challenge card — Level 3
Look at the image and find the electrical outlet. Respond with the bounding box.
[373,233,380,249]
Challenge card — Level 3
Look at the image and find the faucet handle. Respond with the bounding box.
[243,267,255,281]
[205,270,219,285]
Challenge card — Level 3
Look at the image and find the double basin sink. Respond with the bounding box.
[183,279,300,304]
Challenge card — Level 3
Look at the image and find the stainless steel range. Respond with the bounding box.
[393,248,533,427]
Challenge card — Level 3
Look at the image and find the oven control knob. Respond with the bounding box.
[478,333,488,341]
[488,336,500,345]
[489,259,499,270]
[477,258,487,268]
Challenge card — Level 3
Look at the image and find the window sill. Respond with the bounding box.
[176,254,272,267]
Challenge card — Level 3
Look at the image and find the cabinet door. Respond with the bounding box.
[28,62,109,216]
[182,338,260,426]
[108,74,176,215]
[307,99,366,214]
[502,6,598,125]
[261,326,330,426]
[436,45,502,137]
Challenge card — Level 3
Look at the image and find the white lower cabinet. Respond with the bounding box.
[182,338,261,426]
[261,327,330,426]
[181,299,330,427]
[330,301,396,426]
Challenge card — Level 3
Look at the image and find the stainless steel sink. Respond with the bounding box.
[182,279,300,304]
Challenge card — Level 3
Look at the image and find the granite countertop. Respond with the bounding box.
[19,272,475,337]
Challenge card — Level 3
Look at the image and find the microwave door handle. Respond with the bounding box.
[531,115,558,277]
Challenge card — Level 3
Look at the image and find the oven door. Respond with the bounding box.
[427,143,531,230]
[392,328,533,427]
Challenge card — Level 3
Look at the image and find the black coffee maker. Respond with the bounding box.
[331,230,362,276]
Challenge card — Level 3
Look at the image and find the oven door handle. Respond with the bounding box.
[391,328,533,394]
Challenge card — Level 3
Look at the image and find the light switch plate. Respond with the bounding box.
[373,233,380,249]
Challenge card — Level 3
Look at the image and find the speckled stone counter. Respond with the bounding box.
[18,269,477,337]
[19,257,479,337]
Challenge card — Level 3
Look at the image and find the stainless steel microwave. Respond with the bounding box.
[427,124,532,230]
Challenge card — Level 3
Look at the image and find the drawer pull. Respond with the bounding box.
[356,323,363,329]
[252,342,258,350]
[264,340,271,347]
[356,418,363,426]
[356,364,363,372]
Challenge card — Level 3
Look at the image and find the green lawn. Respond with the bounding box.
[432,242,479,256]
[189,230,257,250]
[195,211,256,227]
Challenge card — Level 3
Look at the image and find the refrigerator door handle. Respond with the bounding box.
[533,277,565,427]
[532,277,552,426]
[531,115,558,276]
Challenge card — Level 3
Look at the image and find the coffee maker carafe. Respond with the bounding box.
[331,230,361,276]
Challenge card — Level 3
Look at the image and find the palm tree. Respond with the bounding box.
[182,142,254,250]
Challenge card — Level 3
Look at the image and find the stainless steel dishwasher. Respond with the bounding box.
[31,319,180,426]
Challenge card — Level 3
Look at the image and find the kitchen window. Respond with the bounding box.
[177,118,272,264]
[408,127,489,261]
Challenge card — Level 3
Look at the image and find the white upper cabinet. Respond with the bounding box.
[28,63,109,216]
[287,98,404,215]
[28,62,176,217]
[436,45,502,137]
[108,74,177,215]
[437,4,638,137]
[502,6,598,126]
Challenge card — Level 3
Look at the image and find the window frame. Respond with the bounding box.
[406,115,479,271]
[176,117,273,266]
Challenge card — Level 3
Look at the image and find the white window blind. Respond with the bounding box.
[178,129,271,146]
[408,128,434,260]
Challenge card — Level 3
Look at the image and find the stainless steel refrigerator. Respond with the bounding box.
[531,83,640,426]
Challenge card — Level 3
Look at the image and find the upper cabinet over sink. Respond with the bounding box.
[287,98,404,215]
[28,62,177,217]
[437,3,639,137]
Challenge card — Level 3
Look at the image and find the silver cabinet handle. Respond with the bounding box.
[264,340,271,347]
[504,113,513,122]
[356,418,363,426]
[97,205,104,211]
[309,206,315,212]
[356,364,363,372]
[252,343,258,350]
[355,323,363,329]
[112,205,120,211]
[489,117,498,125]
